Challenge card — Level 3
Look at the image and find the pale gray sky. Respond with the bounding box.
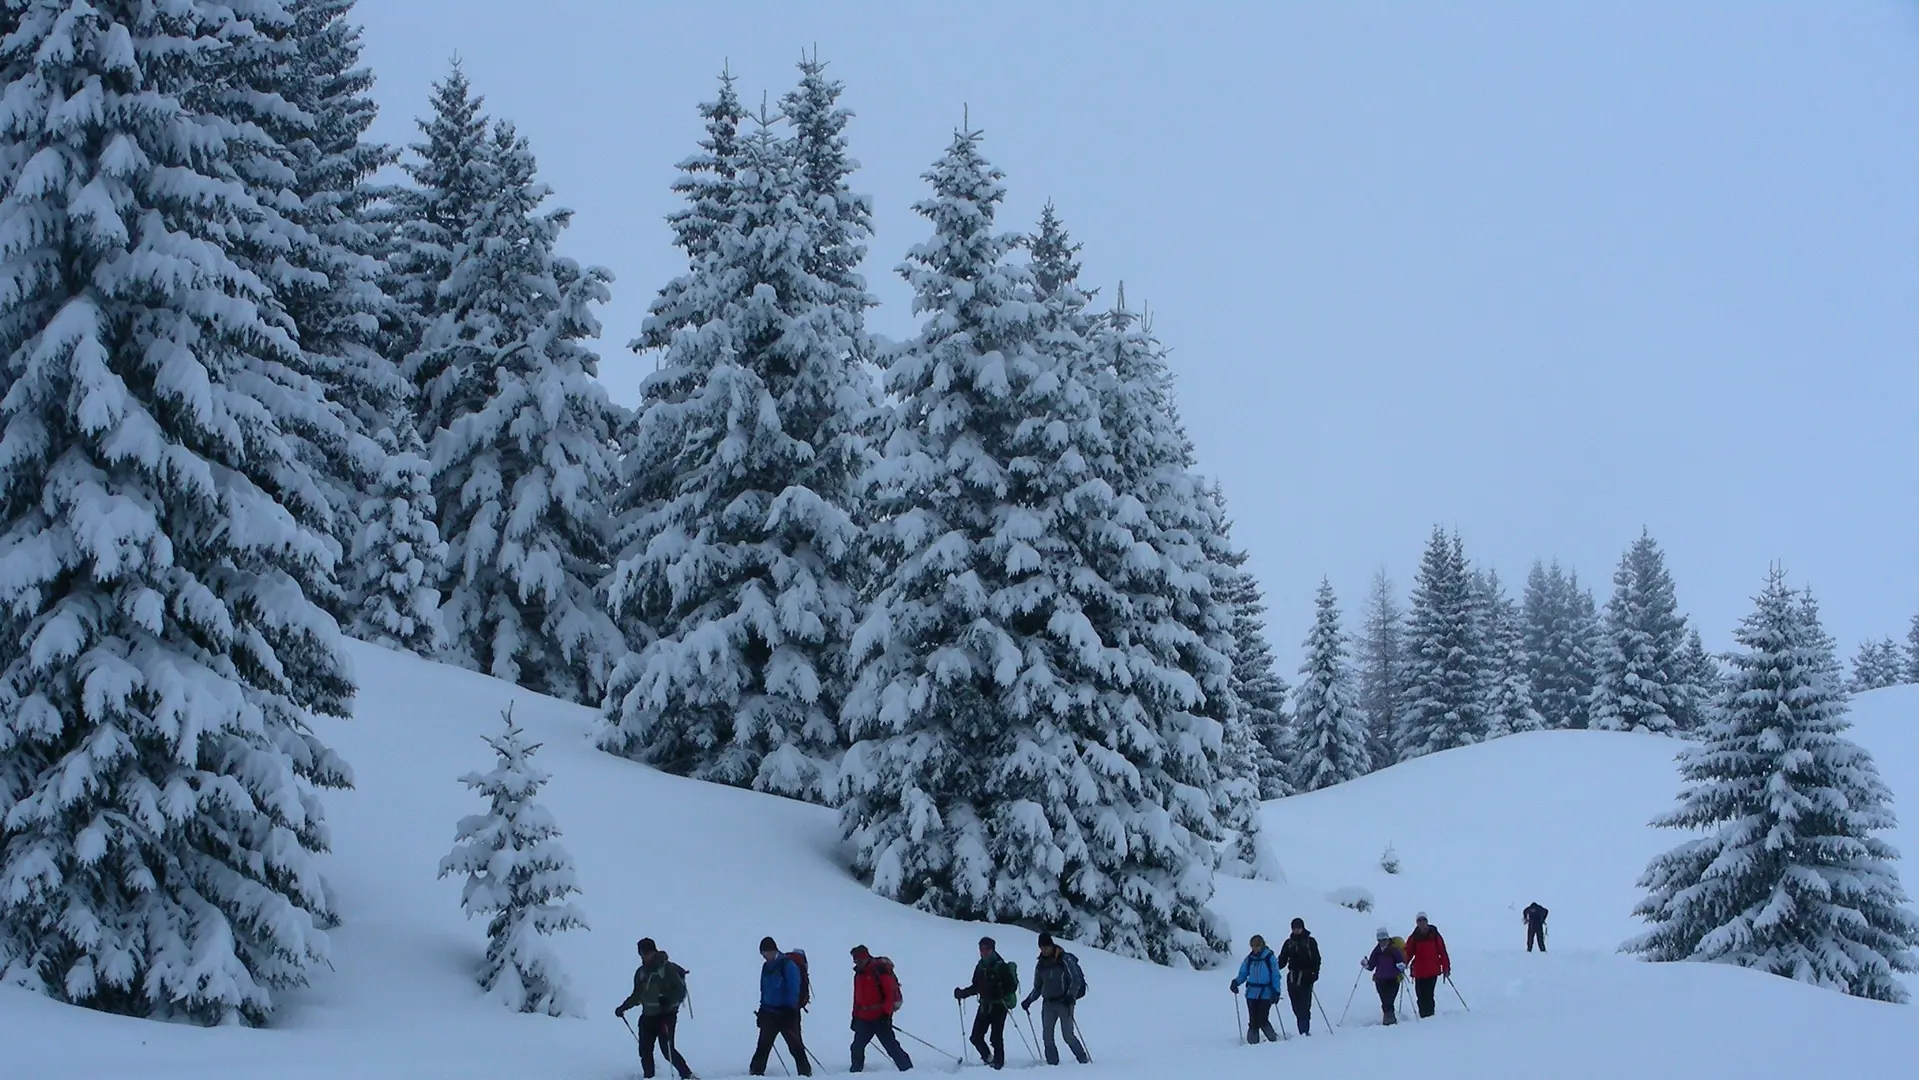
[356,1,1919,665]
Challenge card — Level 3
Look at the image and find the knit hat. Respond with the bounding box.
[637,937,657,954]
[851,945,870,959]
[760,936,779,953]
[1415,912,1429,922]
[1290,918,1305,931]
[979,936,996,950]
[1037,932,1054,949]
[1375,928,1390,941]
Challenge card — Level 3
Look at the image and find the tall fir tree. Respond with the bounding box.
[1676,626,1723,726]
[837,129,1231,964]
[1479,569,1544,736]
[1195,484,1277,877]
[348,443,448,654]
[439,708,587,1017]
[1590,531,1688,734]
[0,0,354,1025]
[420,121,627,703]
[1291,581,1371,791]
[275,0,413,624]
[1396,529,1488,759]
[1625,570,1919,1002]
[1221,561,1292,800]
[600,92,875,802]
[1851,638,1907,693]
[1521,560,1599,729]
[1357,568,1405,768]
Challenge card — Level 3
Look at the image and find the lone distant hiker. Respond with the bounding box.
[615,938,695,1080]
[1277,918,1322,1035]
[954,936,1016,1070]
[1230,934,1282,1044]
[1404,913,1452,1019]
[1523,902,1549,953]
[849,945,912,1073]
[1020,933,1089,1065]
[752,936,811,1077]
[1362,928,1407,1026]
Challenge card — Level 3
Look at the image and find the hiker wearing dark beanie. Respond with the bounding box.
[1021,932,1089,1064]
[752,937,810,1076]
[954,936,1014,1069]
[615,937,692,1079]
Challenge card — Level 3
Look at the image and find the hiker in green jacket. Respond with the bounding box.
[616,938,694,1080]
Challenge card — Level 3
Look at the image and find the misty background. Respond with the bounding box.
[353,0,1919,663]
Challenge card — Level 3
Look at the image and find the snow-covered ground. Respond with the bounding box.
[5,643,1915,1079]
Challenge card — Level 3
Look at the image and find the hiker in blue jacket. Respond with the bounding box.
[1229,934,1283,1043]
[751,936,811,1077]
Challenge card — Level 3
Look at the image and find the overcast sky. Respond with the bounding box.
[355,1,1919,666]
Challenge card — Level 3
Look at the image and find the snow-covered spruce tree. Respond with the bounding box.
[1396,529,1488,760]
[1522,560,1597,729]
[1677,625,1723,724]
[839,129,1231,964]
[1087,273,1273,875]
[0,1,354,1025]
[439,708,586,1016]
[1291,580,1371,791]
[349,429,448,654]
[1625,570,1919,1001]
[391,62,493,435]
[421,122,626,703]
[1851,638,1906,693]
[1908,613,1919,684]
[1356,568,1405,769]
[1478,569,1544,737]
[1590,531,1690,734]
[599,101,874,802]
[1221,559,1292,799]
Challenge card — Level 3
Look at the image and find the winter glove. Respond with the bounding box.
[615,1005,628,1018]
[1230,980,1241,994]
[953,987,967,1000]
[1395,963,1407,974]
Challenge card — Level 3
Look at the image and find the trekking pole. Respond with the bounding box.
[1274,998,1291,1041]
[895,1025,962,1064]
[1339,972,1362,1025]
[773,1046,791,1076]
[806,1046,829,1074]
[1233,992,1245,1044]
[1315,991,1336,1035]
[1446,974,1471,1012]
[1070,1013,1094,1063]
[957,1001,969,1064]
[1012,1008,1040,1062]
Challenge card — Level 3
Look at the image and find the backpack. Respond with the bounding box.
[872,956,903,1012]
[1063,952,1087,1001]
[998,960,1020,1009]
[1388,937,1408,984]
[665,962,689,1010]
[786,950,811,1011]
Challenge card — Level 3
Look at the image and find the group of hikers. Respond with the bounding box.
[610,905,1551,1078]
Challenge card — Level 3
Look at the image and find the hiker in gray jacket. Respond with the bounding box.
[1019,933,1089,1065]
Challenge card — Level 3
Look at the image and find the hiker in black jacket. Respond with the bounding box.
[1276,918,1322,1035]
[954,936,1016,1070]
[1019,933,1089,1066]
[1523,902,1549,952]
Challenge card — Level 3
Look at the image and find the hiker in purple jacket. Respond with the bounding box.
[1362,928,1407,1026]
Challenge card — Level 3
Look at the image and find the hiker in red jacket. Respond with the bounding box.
[849,946,912,1073]
[1403,913,1451,1019]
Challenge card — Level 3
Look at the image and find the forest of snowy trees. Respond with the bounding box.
[0,0,1911,1027]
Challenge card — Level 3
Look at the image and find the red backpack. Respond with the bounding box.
[787,950,812,1011]
[872,956,903,1012]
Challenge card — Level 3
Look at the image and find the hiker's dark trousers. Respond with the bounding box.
[1527,924,1547,952]
[970,1002,1007,1068]
[638,1012,692,1079]
[752,1007,810,1076]
[1414,976,1438,1018]
[1246,997,1280,1042]
[1286,974,1315,1034]
[1375,979,1399,1024]
[850,1016,912,1072]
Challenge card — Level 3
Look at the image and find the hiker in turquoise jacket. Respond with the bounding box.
[1230,935,1282,1043]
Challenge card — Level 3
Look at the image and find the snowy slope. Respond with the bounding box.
[4,646,1915,1080]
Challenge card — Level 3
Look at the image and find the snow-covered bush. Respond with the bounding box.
[1381,844,1402,875]
[439,707,587,1016]
[1328,886,1375,914]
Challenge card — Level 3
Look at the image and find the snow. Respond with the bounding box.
[5,644,1916,1078]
